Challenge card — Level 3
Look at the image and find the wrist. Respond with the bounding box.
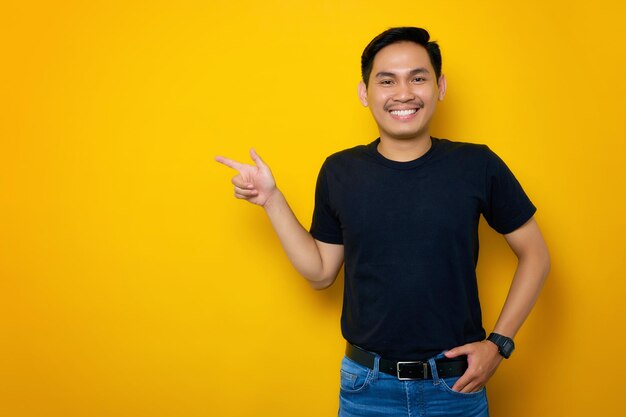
[487,332,515,359]
[485,339,499,352]
[262,187,282,210]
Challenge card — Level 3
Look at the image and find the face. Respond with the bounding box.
[358,41,446,143]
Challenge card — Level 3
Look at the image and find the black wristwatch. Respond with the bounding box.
[487,333,515,359]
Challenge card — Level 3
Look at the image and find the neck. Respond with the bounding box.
[377,135,432,162]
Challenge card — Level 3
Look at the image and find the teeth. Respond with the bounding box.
[390,109,417,116]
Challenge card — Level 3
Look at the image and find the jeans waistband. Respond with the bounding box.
[345,342,468,381]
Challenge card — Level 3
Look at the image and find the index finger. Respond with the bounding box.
[215,155,244,171]
[451,370,472,392]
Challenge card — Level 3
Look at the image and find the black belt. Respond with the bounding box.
[346,343,468,381]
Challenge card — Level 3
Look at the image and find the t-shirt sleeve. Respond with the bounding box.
[482,148,537,234]
[309,161,343,244]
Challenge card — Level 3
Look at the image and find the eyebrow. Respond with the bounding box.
[374,67,431,78]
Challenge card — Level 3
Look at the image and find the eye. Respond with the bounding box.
[412,77,426,83]
[379,79,394,86]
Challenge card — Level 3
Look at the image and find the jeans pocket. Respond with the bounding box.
[437,376,486,398]
[339,357,372,393]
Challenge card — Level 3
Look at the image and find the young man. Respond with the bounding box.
[216,27,549,417]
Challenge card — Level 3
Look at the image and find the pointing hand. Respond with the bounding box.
[215,149,278,207]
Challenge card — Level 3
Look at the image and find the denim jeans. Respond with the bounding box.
[338,352,489,417]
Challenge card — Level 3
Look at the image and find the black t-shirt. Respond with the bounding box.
[310,137,536,361]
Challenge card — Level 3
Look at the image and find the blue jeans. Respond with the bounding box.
[338,352,489,417]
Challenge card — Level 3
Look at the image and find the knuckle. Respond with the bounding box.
[465,370,476,379]
[456,378,468,387]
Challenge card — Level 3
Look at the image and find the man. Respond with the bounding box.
[216,27,549,417]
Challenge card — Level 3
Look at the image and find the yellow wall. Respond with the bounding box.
[2,1,625,416]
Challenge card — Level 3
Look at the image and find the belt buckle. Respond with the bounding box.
[396,361,429,380]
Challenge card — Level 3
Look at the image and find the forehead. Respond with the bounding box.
[371,41,433,73]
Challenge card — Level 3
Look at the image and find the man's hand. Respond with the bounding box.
[444,340,503,393]
[215,149,277,207]
[215,148,343,287]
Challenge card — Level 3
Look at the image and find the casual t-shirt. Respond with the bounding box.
[310,137,536,361]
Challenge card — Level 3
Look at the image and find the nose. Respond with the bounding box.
[393,82,416,102]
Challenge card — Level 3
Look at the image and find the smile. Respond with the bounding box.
[389,109,417,116]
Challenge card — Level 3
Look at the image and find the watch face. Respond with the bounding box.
[488,333,515,358]
[502,339,514,357]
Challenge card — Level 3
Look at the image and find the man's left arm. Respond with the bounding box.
[445,217,550,393]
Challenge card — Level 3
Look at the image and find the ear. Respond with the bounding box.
[437,74,447,101]
[357,81,368,107]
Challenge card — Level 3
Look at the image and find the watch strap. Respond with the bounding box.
[487,332,515,359]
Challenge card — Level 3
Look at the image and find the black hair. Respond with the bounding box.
[361,27,442,86]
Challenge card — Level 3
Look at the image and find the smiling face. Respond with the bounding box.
[358,41,446,143]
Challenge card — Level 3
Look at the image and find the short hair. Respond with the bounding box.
[361,27,442,86]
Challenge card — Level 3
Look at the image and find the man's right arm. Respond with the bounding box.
[215,149,344,289]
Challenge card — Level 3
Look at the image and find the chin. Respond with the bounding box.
[387,130,427,140]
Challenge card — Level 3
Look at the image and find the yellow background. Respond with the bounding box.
[1,1,625,416]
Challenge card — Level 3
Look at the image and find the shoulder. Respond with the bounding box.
[433,137,495,166]
[320,144,372,173]
[325,144,370,163]
[435,137,490,155]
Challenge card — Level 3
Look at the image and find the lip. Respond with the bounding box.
[388,107,419,121]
